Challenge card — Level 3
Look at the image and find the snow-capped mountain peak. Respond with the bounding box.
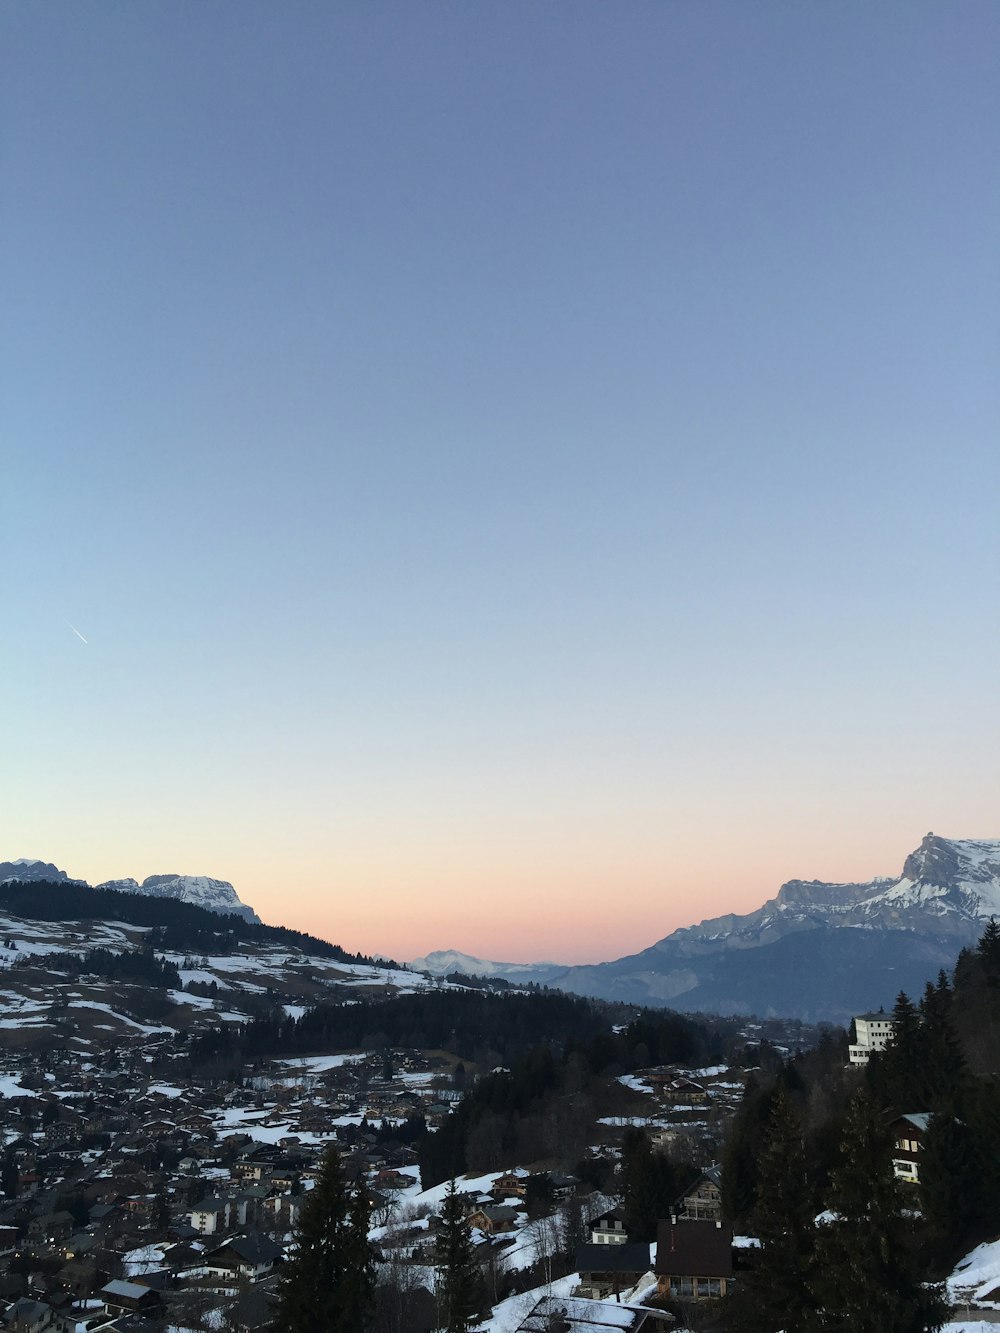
[407,834,1000,1023]
[868,834,1000,920]
[101,873,261,923]
[0,858,260,923]
[409,949,561,982]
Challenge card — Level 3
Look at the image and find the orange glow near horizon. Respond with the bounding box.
[36,805,994,967]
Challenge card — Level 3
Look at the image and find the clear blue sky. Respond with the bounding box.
[3,2,998,961]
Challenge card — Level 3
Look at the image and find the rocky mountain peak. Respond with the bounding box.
[0,859,85,885]
[901,834,1000,890]
[129,873,260,924]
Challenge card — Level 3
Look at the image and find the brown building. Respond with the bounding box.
[673,1166,722,1222]
[890,1112,931,1185]
[655,1219,734,1301]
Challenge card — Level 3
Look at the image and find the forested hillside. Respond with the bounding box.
[0,878,390,966]
[714,920,1000,1332]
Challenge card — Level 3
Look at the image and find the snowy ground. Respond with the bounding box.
[0,1073,40,1098]
[276,1053,366,1073]
[948,1237,1000,1314]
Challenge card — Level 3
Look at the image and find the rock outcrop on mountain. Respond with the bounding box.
[0,859,85,886]
[98,873,261,923]
[413,835,1000,1024]
[2,859,260,923]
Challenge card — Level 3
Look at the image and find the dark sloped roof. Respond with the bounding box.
[576,1242,651,1274]
[207,1232,282,1264]
[228,1285,278,1331]
[655,1220,733,1278]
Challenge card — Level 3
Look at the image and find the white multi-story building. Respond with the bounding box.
[848,1012,897,1065]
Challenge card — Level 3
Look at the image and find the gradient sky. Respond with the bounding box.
[3,2,998,964]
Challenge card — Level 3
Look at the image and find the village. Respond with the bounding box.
[1,960,998,1333]
[0,1005,775,1333]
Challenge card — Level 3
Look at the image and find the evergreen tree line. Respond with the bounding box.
[190,988,621,1074]
[726,1083,948,1333]
[720,920,1000,1332]
[419,1010,724,1187]
[13,946,182,989]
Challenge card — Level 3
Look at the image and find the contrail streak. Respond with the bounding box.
[67,622,88,644]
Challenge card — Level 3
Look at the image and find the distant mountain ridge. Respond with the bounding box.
[411,835,1000,1024]
[0,859,260,923]
[408,949,565,984]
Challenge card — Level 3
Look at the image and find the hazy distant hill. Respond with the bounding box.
[412,834,1000,1023]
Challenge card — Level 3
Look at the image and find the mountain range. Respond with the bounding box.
[7,835,999,1024]
[0,859,260,923]
[412,834,1000,1024]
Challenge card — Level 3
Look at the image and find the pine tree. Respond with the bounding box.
[809,1090,947,1333]
[919,978,967,1111]
[919,1111,979,1263]
[720,1074,774,1224]
[435,1182,485,1333]
[876,991,927,1109]
[622,1128,663,1240]
[732,1085,815,1333]
[272,1146,375,1333]
[977,917,1000,981]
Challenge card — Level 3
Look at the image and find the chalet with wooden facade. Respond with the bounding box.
[655,1219,734,1301]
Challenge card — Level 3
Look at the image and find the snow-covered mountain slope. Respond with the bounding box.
[416,835,1000,1024]
[0,906,451,1054]
[661,833,1000,951]
[2,858,260,923]
[97,873,261,923]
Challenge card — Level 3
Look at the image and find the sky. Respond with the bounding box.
[2,2,998,965]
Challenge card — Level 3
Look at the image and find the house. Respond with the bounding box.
[2,1300,72,1333]
[849,1013,897,1066]
[655,1219,734,1301]
[99,1280,162,1317]
[890,1113,932,1184]
[662,1078,708,1105]
[373,1168,410,1191]
[203,1233,282,1282]
[29,1211,74,1244]
[588,1206,629,1245]
[575,1241,651,1299]
[673,1166,722,1222]
[549,1172,580,1198]
[465,1206,518,1235]
[493,1169,530,1198]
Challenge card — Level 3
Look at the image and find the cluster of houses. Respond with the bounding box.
[0,989,934,1332]
[0,1042,461,1330]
